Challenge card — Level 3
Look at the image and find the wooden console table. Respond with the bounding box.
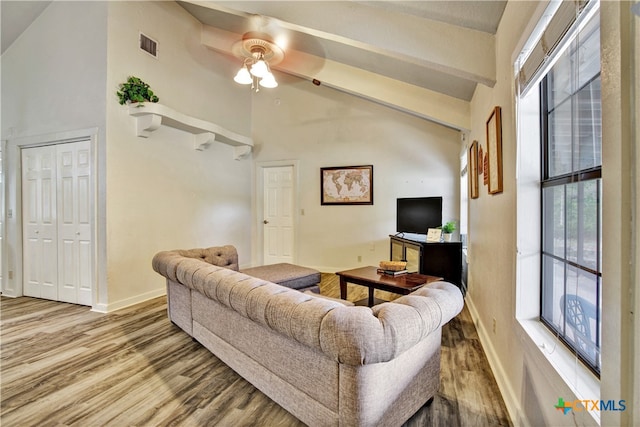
[389,234,462,289]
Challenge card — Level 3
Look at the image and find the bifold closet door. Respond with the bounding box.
[22,141,93,305]
[23,145,58,300]
[57,141,92,305]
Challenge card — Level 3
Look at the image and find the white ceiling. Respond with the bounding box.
[1,0,507,129]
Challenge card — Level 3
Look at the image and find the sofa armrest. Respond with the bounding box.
[319,282,463,365]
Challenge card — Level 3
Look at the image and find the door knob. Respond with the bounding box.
[263,220,269,224]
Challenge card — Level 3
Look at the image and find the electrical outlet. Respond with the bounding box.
[357,255,362,262]
[492,318,497,334]
[8,271,13,280]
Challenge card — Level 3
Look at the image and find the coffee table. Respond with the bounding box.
[335,266,443,307]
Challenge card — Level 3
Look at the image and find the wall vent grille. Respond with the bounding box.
[139,33,158,58]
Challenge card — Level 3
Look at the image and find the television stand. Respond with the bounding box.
[389,234,463,293]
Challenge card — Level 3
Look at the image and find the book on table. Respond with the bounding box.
[377,268,409,276]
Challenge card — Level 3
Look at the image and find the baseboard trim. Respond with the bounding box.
[465,297,528,427]
[91,288,166,313]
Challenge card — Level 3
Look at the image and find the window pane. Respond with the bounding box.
[547,49,572,110]
[541,255,564,331]
[579,180,600,270]
[542,186,565,257]
[576,14,601,90]
[565,183,579,264]
[548,99,572,177]
[563,265,600,368]
[544,180,600,270]
[575,78,602,170]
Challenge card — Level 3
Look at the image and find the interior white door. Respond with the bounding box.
[22,145,58,299]
[263,166,294,265]
[57,141,92,305]
[22,141,93,305]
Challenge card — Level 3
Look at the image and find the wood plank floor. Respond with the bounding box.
[1,274,511,426]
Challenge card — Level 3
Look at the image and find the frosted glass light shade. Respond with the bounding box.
[259,72,278,88]
[233,67,252,85]
[250,60,268,78]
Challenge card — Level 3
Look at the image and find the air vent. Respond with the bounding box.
[139,33,158,58]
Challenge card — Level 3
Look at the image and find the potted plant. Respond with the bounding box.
[441,221,456,242]
[116,76,160,105]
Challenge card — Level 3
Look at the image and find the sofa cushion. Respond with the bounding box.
[241,263,320,290]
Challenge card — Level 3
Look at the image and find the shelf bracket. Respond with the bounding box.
[234,145,252,160]
[194,132,216,151]
[134,113,162,138]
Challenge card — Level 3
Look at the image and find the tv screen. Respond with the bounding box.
[396,197,443,234]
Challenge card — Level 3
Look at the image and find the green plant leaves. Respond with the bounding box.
[442,221,456,233]
[116,76,160,105]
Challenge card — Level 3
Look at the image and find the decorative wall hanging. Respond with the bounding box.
[484,153,489,186]
[321,165,373,205]
[469,141,479,199]
[486,106,503,194]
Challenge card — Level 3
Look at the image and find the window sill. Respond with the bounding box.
[517,318,601,425]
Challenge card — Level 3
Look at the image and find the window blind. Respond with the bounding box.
[517,0,589,96]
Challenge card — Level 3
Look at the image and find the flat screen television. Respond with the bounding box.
[396,197,443,234]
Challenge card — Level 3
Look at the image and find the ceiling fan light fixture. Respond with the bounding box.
[232,32,284,92]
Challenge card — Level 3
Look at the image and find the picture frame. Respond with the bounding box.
[468,141,479,199]
[426,228,442,243]
[320,165,373,205]
[486,106,503,194]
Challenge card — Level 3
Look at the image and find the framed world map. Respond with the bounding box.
[320,165,373,205]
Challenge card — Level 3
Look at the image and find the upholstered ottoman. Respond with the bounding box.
[241,263,321,293]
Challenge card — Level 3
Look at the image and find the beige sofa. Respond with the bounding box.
[152,246,464,427]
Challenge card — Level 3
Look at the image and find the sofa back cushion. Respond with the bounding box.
[153,246,239,274]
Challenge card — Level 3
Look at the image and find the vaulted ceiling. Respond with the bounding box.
[178,1,507,130]
[1,1,507,131]
[0,1,52,54]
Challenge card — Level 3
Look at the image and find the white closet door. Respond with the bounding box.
[57,141,92,305]
[22,141,93,305]
[22,146,58,299]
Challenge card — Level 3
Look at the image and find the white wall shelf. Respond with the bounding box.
[127,103,253,160]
